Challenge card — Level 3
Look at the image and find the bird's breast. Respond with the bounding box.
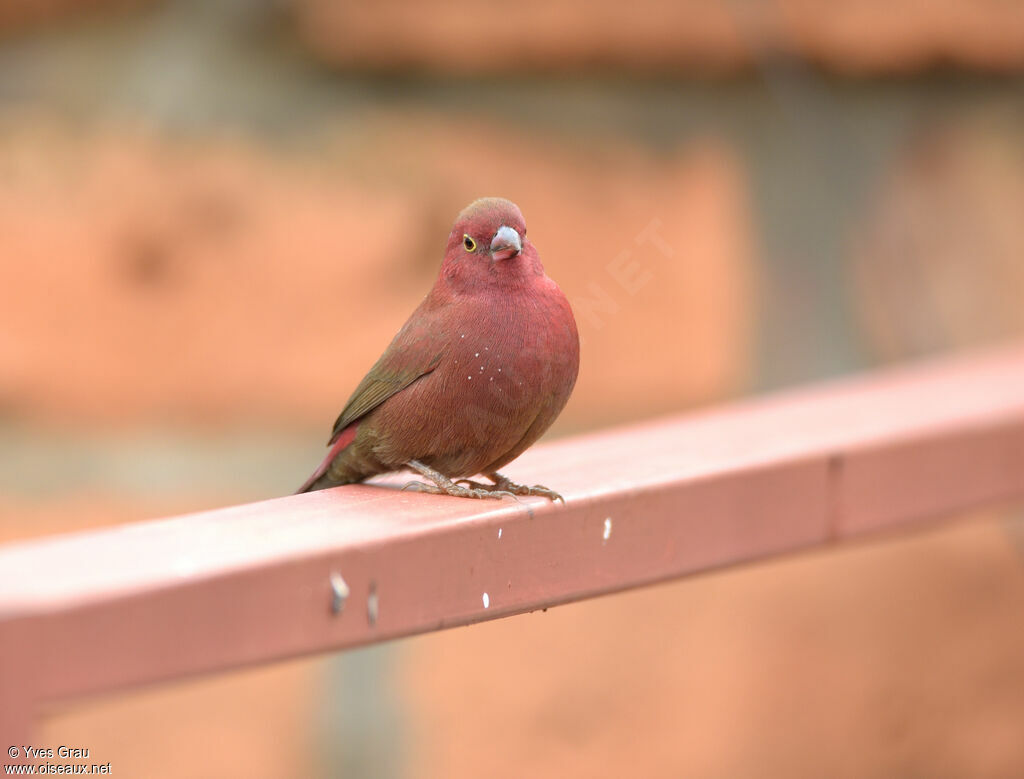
[365,279,578,476]
[444,286,577,395]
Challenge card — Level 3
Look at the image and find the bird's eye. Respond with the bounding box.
[463,234,477,252]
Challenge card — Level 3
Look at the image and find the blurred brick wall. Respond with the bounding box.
[852,114,1024,359]
[293,0,1024,75]
[0,0,145,34]
[0,118,753,432]
[6,0,1024,74]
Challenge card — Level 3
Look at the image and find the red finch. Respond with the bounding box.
[298,197,579,501]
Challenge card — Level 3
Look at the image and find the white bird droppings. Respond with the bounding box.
[330,572,349,615]
[482,592,490,608]
[603,517,613,541]
[498,527,503,539]
[367,586,379,626]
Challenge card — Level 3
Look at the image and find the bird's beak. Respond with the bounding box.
[490,225,522,261]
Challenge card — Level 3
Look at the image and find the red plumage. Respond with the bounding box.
[297,197,579,500]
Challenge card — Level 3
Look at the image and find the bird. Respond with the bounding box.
[297,197,580,501]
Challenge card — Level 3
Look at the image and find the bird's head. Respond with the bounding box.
[440,198,542,289]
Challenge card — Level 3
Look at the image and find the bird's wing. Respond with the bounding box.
[327,307,446,444]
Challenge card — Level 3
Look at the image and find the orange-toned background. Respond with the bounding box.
[2,3,1024,777]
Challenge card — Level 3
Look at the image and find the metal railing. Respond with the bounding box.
[2,344,1023,746]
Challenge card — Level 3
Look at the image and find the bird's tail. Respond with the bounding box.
[296,471,336,493]
[295,424,359,494]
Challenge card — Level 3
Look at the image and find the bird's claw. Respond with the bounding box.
[454,478,491,490]
[402,479,517,501]
[513,484,564,503]
[486,473,565,504]
[403,462,559,503]
[527,485,565,503]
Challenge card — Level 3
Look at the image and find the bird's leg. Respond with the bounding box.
[403,460,517,500]
[457,472,565,503]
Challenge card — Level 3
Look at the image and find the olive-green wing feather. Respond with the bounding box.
[328,309,447,444]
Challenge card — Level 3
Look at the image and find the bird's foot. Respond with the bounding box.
[459,472,565,503]
[404,461,517,500]
[401,481,516,500]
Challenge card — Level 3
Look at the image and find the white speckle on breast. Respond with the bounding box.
[482,592,490,609]
[498,527,503,539]
[461,334,465,339]
[603,517,613,541]
[467,375,472,380]
[474,352,479,357]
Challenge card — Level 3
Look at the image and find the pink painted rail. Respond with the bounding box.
[2,344,1023,745]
